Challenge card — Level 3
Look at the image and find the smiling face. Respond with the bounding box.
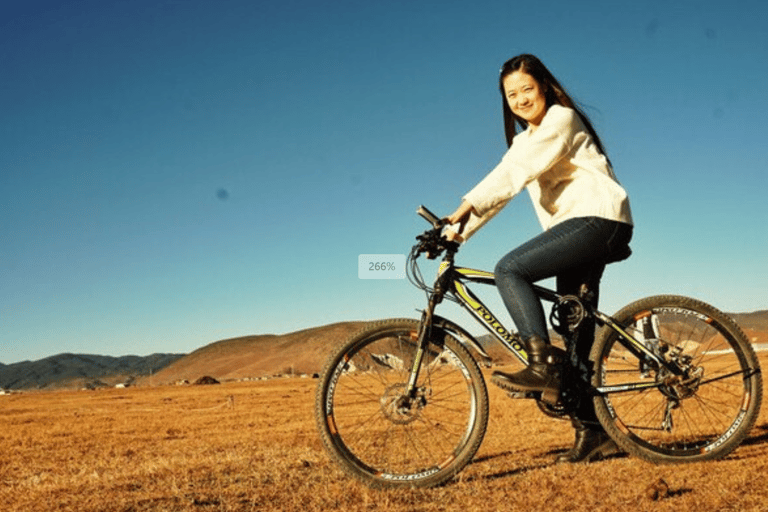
[503,70,548,130]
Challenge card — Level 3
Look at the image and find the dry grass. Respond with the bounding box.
[2,354,768,512]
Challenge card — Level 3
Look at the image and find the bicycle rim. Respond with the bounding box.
[315,319,488,487]
[593,295,762,462]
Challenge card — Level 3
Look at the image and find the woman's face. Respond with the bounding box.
[503,70,547,129]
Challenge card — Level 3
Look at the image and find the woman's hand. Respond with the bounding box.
[443,200,475,243]
[445,200,474,226]
[444,228,464,243]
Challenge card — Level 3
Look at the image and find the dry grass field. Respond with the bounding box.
[2,354,768,512]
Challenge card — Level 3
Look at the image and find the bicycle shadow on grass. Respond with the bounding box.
[466,451,550,482]
[467,424,768,483]
[467,449,627,482]
[739,423,768,448]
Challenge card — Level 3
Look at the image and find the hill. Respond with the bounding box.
[5,310,766,390]
[0,353,184,390]
[149,311,768,385]
[731,310,768,330]
[146,321,371,385]
[731,310,768,344]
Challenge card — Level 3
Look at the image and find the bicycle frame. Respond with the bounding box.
[408,248,684,399]
[445,262,553,365]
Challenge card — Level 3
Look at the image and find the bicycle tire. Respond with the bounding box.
[591,295,762,463]
[315,318,489,488]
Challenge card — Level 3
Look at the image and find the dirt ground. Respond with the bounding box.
[2,356,767,512]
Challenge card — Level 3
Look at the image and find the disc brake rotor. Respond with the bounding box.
[380,383,428,425]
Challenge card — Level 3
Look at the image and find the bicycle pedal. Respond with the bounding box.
[506,390,537,400]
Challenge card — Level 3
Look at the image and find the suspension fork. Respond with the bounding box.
[405,250,455,397]
[405,296,438,396]
[405,265,454,396]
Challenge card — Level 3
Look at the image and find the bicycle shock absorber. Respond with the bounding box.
[550,295,586,336]
[637,314,661,377]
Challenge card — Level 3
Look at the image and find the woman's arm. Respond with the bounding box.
[464,106,576,217]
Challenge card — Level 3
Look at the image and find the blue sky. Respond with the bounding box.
[2,0,767,364]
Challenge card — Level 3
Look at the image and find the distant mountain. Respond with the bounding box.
[0,353,184,390]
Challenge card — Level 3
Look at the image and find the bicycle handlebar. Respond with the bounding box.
[412,206,458,260]
[416,205,445,229]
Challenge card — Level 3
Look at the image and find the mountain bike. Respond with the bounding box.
[314,206,763,488]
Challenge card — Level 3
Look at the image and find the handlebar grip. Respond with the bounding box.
[416,205,443,229]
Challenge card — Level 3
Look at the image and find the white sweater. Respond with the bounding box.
[455,105,633,241]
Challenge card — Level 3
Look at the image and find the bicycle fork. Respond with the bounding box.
[405,307,436,397]
[404,286,446,399]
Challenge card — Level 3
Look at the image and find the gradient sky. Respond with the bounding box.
[2,0,767,364]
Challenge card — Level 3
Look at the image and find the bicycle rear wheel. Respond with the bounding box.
[315,318,488,488]
[591,295,762,463]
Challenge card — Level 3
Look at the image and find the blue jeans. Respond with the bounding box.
[495,216,632,426]
[495,217,633,346]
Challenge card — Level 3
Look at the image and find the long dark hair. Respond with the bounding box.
[499,54,609,160]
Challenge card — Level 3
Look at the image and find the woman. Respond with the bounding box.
[445,54,633,463]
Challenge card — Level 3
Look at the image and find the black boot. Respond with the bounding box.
[556,420,619,463]
[491,336,565,404]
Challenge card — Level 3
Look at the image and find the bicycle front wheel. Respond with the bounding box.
[315,318,488,488]
[592,295,762,463]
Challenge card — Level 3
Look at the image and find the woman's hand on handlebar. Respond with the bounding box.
[445,200,474,225]
[444,228,464,243]
[443,200,475,243]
